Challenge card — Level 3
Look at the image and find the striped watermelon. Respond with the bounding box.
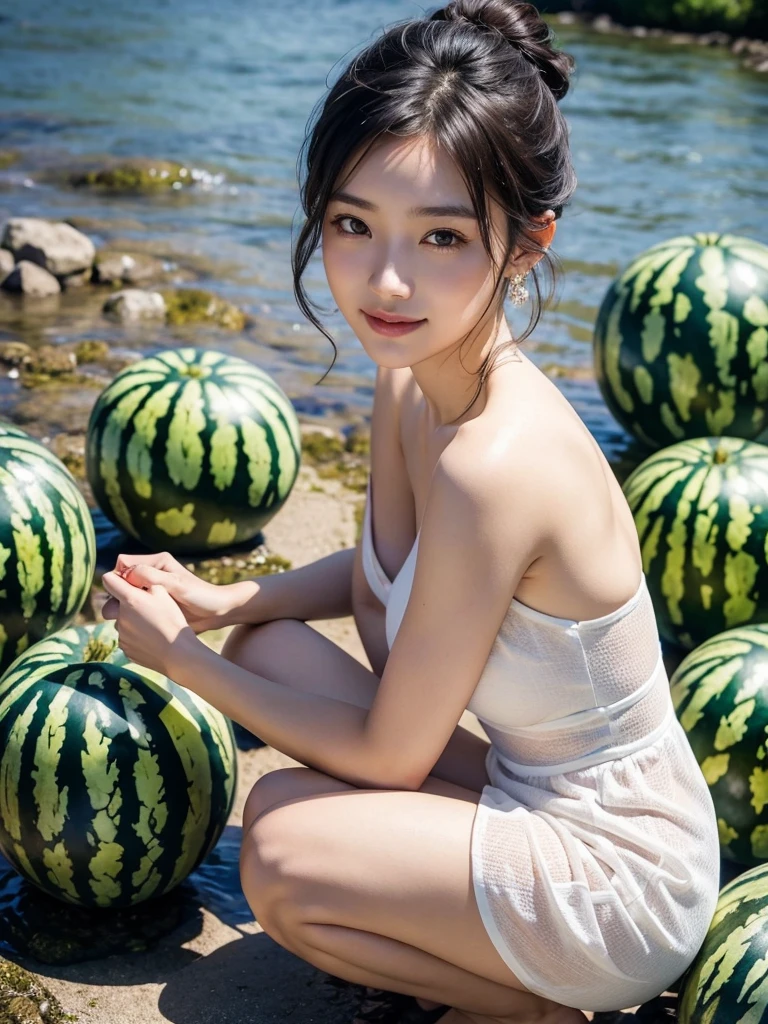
[85,347,301,554]
[623,436,768,650]
[671,624,768,867]
[0,424,96,677]
[594,233,768,450]
[678,861,768,1022]
[0,622,236,908]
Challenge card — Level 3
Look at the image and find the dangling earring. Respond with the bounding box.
[508,273,529,307]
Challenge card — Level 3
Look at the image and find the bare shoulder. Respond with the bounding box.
[438,362,643,616]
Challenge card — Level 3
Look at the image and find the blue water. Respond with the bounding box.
[0,0,767,434]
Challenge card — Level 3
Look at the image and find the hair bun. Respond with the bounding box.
[434,0,574,100]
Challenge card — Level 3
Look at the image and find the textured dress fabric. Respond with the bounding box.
[361,479,720,1013]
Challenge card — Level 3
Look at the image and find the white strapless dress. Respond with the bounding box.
[361,479,720,1013]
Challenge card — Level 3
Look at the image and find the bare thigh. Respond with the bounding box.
[221,618,492,800]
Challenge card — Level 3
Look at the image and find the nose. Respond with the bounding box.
[368,252,413,302]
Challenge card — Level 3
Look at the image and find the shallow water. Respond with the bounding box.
[1,0,766,435]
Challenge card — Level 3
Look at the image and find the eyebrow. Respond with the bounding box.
[329,190,477,220]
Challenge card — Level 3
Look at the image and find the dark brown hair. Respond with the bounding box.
[292,0,578,421]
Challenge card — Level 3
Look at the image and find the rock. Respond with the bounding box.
[59,268,92,288]
[0,150,20,170]
[0,248,14,281]
[69,158,191,191]
[73,339,110,364]
[160,287,247,330]
[50,432,86,479]
[630,25,648,37]
[592,14,614,32]
[92,250,164,285]
[103,287,166,323]
[750,56,768,72]
[25,345,77,376]
[1,260,62,297]
[668,32,697,45]
[1,217,95,278]
[697,31,731,46]
[0,342,32,366]
[0,957,67,1024]
[556,11,578,23]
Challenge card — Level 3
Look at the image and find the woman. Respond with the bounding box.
[101,2,720,1021]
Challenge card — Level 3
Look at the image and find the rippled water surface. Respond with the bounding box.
[0,0,766,440]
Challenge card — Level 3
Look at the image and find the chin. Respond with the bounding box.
[356,337,420,370]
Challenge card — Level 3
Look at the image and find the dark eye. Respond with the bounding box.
[332,215,368,236]
[429,229,461,248]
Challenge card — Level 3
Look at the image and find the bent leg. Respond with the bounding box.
[221,618,492,808]
[240,766,585,1024]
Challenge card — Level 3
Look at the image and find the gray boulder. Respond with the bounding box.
[2,260,62,297]
[1,217,95,277]
[93,250,164,285]
[103,288,166,322]
[0,248,13,282]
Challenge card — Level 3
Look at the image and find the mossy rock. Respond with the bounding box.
[68,159,191,191]
[0,342,32,367]
[159,288,247,330]
[19,371,103,391]
[0,151,20,171]
[73,339,110,364]
[0,957,73,1023]
[301,428,370,493]
[49,433,86,480]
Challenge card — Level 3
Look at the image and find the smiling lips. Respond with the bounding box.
[362,309,427,336]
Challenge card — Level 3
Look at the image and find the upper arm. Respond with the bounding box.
[363,441,547,791]
[352,366,416,610]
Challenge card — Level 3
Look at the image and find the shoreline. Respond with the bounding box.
[549,8,768,72]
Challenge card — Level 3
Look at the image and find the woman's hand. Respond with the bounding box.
[101,569,198,677]
[101,552,240,634]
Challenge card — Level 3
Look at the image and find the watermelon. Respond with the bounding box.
[594,233,768,450]
[0,622,236,908]
[85,347,301,554]
[0,423,96,677]
[678,861,768,1022]
[670,623,768,867]
[623,436,768,649]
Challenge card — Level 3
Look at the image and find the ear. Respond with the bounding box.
[505,210,557,279]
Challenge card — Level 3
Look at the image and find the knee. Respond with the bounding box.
[220,618,296,667]
[241,767,308,836]
[240,779,303,931]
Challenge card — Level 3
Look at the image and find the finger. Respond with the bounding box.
[101,596,118,620]
[120,564,179,593]
[116,551,185,575]
[102,570,138,601]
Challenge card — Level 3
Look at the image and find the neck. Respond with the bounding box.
[410,310,518,429]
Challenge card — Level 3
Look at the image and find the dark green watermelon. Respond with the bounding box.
[594,233,768,450]
[85,347,301,554]
[623,436,768,649]
[671,623,768,867]
[0,424,96,676]
[0,622,236,908]
[678,862,768,1022]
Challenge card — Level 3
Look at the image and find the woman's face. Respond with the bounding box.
[321,133,513,370]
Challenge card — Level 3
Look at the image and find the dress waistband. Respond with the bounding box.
[483,651,675,777]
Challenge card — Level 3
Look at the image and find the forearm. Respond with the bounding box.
[226,547,355,625]
[169,632,406,789]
